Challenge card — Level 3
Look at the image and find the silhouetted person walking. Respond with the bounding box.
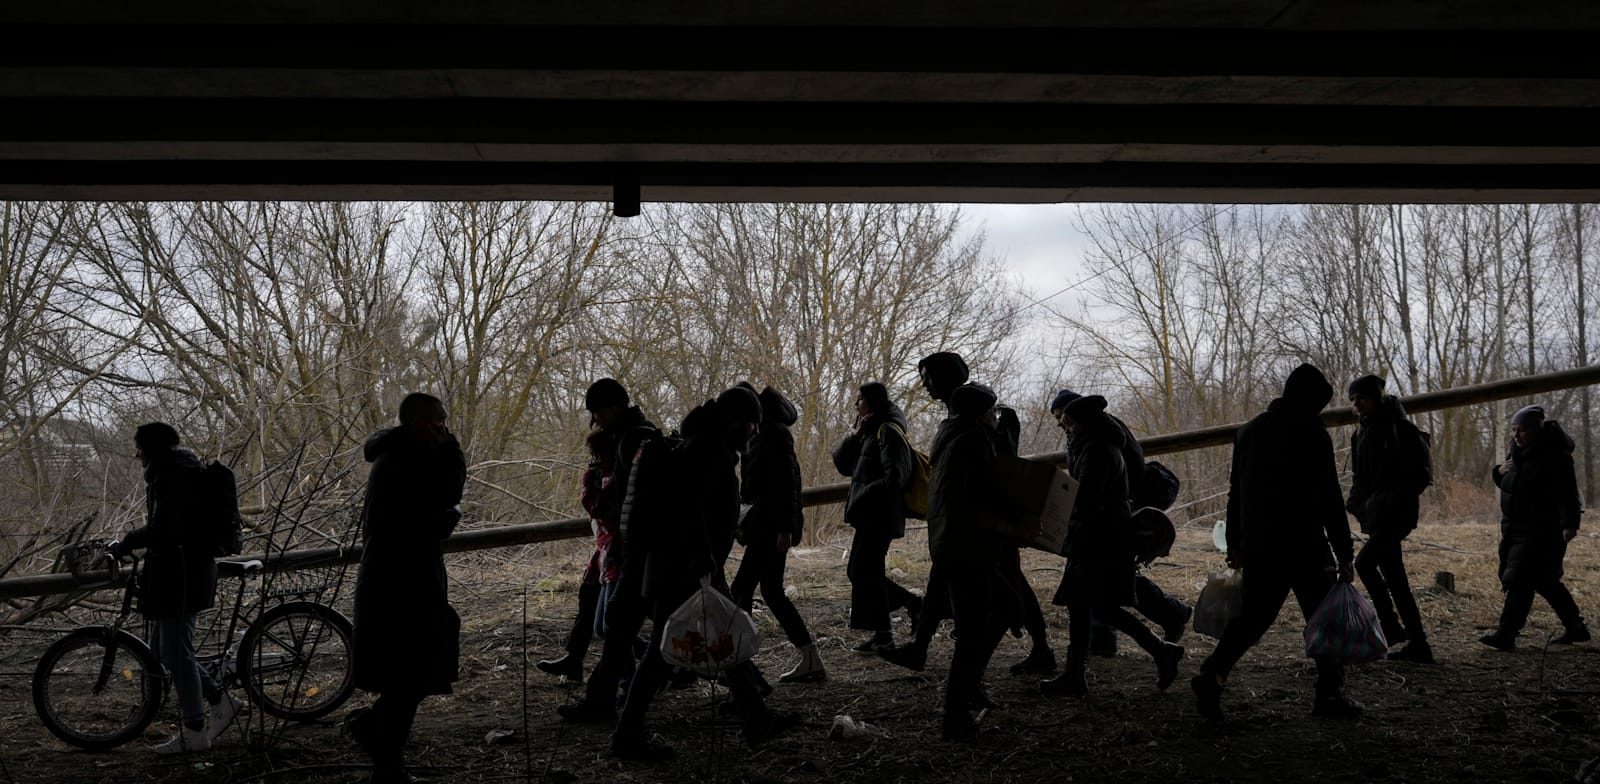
[114,422,236,754]
[348,393,467,784]
[732,384,826,682]
[835,381,922,652]
[1041,395,1183,698]
[1191,364,1363,721]
[1346,374,1435,663]
[1480,405,1590,651]
[610,387,798,761]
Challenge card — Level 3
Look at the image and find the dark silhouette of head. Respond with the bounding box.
[399,392,450,446]
[134,422,180,466]
[917,352,970,402]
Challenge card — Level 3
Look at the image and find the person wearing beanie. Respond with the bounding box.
[541,379,661,686]
[1049,389,1193,659]
[117,422,232,755]
[1480,404,1589,651]
[1345,374,1436,663]
[610,389,797,761]
[910,374,1020,741]
[1042,396,1184,698]
[1192,363,1363,721]
[732,385,827,683]
[834,381,924,653]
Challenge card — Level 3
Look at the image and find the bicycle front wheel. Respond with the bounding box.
[33,627,167,751]
[238,601,355,721]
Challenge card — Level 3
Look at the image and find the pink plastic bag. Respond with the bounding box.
[1304,583,1389,664]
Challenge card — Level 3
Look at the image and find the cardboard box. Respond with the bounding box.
[981,453,1079,555]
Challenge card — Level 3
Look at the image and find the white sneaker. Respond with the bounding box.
[151,725,211,755]
[206,693,241,742]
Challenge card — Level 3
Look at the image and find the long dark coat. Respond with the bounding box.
[1224,365,1354,572]
[1493,419,1583,589]
[352,427,467,696]
[740,388,805,542]
[1346,395,1428,538]
[925,404,1009,570]
[1052,418,1136,607]
[123,447,218,619]
[832,404,913,539]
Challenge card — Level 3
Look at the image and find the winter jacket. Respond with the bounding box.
[1224,364,1354,572]
[641,401,741,603]
[1493,419,1583,589]
[1346,394,1428,538]
[740,387,805,542]
[832,404,913,538]
[1053,412,1136,607]
[122,447,218,619]
[352,426,467,696]
[926,389,1010,569]
[580,430,622,584]
[1066,412,1147,505]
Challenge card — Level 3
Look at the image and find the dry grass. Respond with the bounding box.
[3,514,1599,784]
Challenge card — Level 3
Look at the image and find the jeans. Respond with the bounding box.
[1499,579,1585,635]
[732,536,813,647]
[1089,574,1187,646]
[148,614,218,725]
[942,563,1014,715]
[1355,534,1425,641]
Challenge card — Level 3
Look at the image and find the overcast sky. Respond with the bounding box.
[958,203,1092,316]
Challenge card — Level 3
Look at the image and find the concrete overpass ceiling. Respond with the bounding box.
[3,2,1600,202]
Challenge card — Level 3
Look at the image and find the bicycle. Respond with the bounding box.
[31,540,358,751]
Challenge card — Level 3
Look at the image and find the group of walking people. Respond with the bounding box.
[110,357,1590,781]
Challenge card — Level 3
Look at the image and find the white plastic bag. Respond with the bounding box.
[1193,568,1244,638]
[661,576,760,677]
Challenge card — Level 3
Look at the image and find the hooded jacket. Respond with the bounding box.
[1225,364,1354,570]
[740,387,805,541]
[641,399,742,601]
[833,403,914,538]
[926,384,1009,567]
[353,425,467,695]
[123,446,218,619]
[1346,394,1428,537]
[1492,418,1583,588]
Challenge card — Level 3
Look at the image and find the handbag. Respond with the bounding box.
[1193,568,1244,638]
[1304,582,1389,664]
[660,575,760,677]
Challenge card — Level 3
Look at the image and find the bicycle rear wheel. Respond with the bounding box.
[33,627,167,750]
[238,601,355,721]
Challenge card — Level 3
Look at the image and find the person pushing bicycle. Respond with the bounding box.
[108,422,239,754]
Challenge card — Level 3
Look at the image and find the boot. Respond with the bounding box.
[941,711,979,742]
[1387,638,1435,664]
[536,653,584,683]
[852,630,893,653]
[1478,629,1516,652]
[877,641,928,672]
[1191,672,1224,720]
[555,698,617,724]
[1554,624,1592,644]
[1378,616,1409,648]
[1154,642,1185,692]
[1008,645,1057,676]
[779,643,827,683]
[1040,648,1087,698]
[1088,625,1117,658]
[1162,603,1193,644]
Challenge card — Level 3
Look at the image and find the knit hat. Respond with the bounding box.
[917,352,970,387]
[1050,388,1083,413]
[1511,405,1546,427]
[715,385,764,425]
[1348,374,1385,399]
[949,383,998,418]
[584,378,629,412]
[1062,394,1109,422]
[859,381,891,413]
[134,422,180,453]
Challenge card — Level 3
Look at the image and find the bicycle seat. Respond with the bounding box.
[217,559,265,578]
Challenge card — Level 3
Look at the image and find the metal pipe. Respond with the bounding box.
[6,363,1597,601]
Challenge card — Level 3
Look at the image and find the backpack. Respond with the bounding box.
[1129,506,1176,563]
[196,461,244,556]
[878,423,931,520]
[620,433,684,552]
[1135,460,1181,511]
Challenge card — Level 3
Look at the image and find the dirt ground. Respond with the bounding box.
[3,518,1599,784]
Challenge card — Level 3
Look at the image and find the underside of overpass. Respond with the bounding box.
[3,1,1600,203]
